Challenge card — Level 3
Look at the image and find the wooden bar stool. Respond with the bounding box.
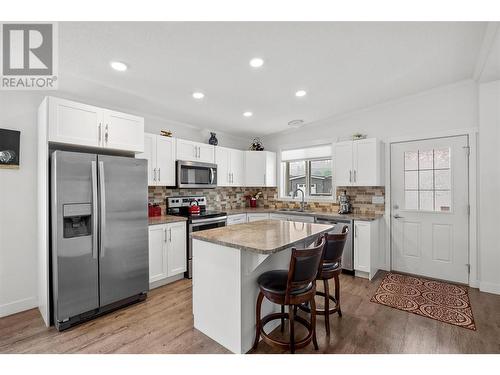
[299,226,348,335]
[252,236,326,353]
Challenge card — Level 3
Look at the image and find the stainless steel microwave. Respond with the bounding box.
[177,160,217,188]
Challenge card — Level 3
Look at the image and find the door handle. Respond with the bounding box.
[393,214,404,219]
[91,161,98,259]
[98,161,106,258]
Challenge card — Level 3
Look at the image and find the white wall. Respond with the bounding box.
[262,80,478,150]
[0,91,249,318]
[478,80,500,294]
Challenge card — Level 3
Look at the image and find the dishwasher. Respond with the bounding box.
[315,217,354,272]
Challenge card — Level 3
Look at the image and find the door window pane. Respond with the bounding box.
[404,151,418,170]
[419,191,434,211]
[419,170,433,190]
[402,148,452,212]
[434,169,451,190]
[419,150,434,170]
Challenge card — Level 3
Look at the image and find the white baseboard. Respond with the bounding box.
[469,278,480,289]
[479,281,500,295]
[149,273,185,290]
[0,296,38,318]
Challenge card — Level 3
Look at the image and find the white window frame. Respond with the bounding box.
[278,141,336,203]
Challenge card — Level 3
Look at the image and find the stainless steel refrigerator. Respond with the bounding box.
[51,150,149,330]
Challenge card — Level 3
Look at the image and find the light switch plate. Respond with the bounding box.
[372,196,385,204]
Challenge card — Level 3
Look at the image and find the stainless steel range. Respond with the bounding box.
[166,196,227,278]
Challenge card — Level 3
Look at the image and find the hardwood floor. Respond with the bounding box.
[1,271,499,354]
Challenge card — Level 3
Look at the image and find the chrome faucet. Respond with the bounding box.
[292,188,305,212]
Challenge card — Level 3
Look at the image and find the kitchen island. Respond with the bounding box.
[191,219,334,354]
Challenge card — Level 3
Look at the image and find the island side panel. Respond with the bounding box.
[240,248,292,354]
[192,239,242,353]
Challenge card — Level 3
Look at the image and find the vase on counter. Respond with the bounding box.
[209,132,218,145]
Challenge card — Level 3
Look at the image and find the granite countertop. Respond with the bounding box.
[148,215,188,226]
[191,219,334,254]
[225,207,382,221]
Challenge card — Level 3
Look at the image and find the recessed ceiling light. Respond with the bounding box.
[249,58,264,68]
[110,61,128,72]
[295,90,307,97]
[192,92,205,99]
[288,119,305,128]
[243,111,253,117]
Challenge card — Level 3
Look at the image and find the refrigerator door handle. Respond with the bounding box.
[99,161,106,258]
[91,161,98,259]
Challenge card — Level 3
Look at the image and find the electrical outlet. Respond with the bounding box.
[372,196,385,204]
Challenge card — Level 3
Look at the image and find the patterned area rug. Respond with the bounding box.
[370,273,476,331]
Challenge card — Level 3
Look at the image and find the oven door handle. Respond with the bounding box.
[190,216,227,226]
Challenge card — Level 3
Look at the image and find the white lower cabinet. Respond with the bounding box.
[227,214,247,225]
[353,220,379,280]
[148,221,187,287]
[246,213,270,222]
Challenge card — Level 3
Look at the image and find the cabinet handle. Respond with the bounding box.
[349,170,352,183]
[98,123,102,144]
[197,146,200,158]
[164,228,167,243]
[264,174,266,186]
[105,124,109,144]
[169,228,172,242]
[158,168,161,182]
[153,168,157,181]
[353,170,357,183]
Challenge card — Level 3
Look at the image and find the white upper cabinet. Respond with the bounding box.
[176,138,214,164]
[47,97,101,148]
[215,146,245,187]
[102,110,144,153]
[46,97,144,153]
[334,138,384,186]
[136,133,176,186]
[245,151,276,187]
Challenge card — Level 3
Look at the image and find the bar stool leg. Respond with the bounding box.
[253,291,264,350]
[333,273,342,317]
[280,305,285,332]
[289,305,295,354]
[323,279,330,335]
[310,296,319,350]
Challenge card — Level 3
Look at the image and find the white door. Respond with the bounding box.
[334,141,353,186]
[215,147,231,186]
[166,222,187,276]
[103,110,144,153]
[48,97,101,147]
[149,225,168,283]
[391,135,469,284]
[230,149,245,186]
[156,136,176,186]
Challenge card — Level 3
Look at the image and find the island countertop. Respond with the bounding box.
[191,219,334,254]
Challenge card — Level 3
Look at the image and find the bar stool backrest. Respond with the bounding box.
[318,225,348,265]
[285,236,327,302]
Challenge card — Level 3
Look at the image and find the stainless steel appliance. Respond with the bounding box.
[338,190,352,214]
[166,196,226,278]
[176,160,217,188]
[51,150,149,330]
[314,217,354,272]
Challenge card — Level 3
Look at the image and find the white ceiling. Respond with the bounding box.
[58,22,487,138]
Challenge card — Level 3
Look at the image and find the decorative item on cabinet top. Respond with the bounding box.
[0,128,20,169]
[249,137,264,151]
[208,132,218,146]
[160,130,172,137]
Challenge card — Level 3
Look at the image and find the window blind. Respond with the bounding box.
[281,144,332,161]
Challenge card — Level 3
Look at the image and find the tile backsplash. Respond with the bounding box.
[149,186,385,215]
